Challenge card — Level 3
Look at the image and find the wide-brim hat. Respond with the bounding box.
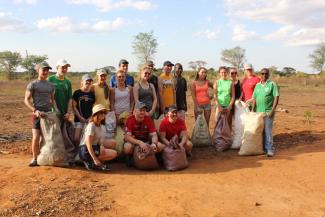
[92,104,108,116]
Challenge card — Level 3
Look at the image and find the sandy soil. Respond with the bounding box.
[0,80,325,217]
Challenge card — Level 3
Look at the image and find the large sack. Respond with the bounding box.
[114,126,125,156]
[104,111,116,138]
[231,100,249,149]
[239,112,265,156]
[37,113,67,166]
[133,144,159,170]
[213,110,232,152]
[162,135,188,171]
[62,120,78,163]
[191,113,212,147]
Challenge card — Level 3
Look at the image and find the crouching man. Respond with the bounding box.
[159,105,193,157]
[124,102,164,165]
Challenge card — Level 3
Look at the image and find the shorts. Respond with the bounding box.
[32,115,41,130]
[74,122,85,129]
[79,144,101,163]
[196,103,211,111]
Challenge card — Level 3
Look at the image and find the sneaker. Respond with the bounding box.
[101,163,111,171]
[83,161,94,170]
[266,150,275,157]
[29,159,39,167]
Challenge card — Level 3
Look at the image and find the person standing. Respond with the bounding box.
[241,64,260,108]
[146,60,160,118]
[24,62,58,166]
[109,59,134,87]
[158,61,176,114]
[229,67,241,100]
[191,67,213,128]
[48,59,73,122]
[174,63,187,120]
[72,74,95,144]
[252,68,279,157]
[92,69,110,110]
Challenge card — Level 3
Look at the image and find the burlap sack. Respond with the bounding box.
[213,110,232,152]
[191,113,212,147]
[162,135,188,171]
[37,113,67,166]
[231,100,249,149]
[238,112,265,156]
[62,121,78,163]
[133,145,159,170]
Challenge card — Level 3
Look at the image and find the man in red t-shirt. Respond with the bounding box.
[241,63,260,105]
[124,102,164,156]
[159,105,193,155]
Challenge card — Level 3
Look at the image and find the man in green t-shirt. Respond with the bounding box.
[252,68,279,157]
[48,59,73,122]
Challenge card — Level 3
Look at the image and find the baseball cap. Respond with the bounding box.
[119,59,129,65]
[56,59,71,67]
[146,60,154,66]
[135,101,147,110]
[35,61,52,70]
[244,63,253,70]
[81,74,93,82]
[163,61,174,67]
[96,69,107,76]
[168,105,178,113]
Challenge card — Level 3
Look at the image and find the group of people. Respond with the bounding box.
[24,58,279,170]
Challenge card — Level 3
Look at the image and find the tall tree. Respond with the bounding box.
[132,31,158,69]
[309,43,325,73]
[21,53,48,79]
[221,46,246,72]
[0,51,22,80]
[188,60,207,71]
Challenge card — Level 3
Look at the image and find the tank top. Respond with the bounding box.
[138,83,153,111]
[217,79,232,107]
[93,83,109,109]
[114,87,131,114]
[160,72,175,108]
[195,81,210,105]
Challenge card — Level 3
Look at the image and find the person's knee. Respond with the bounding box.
[124,142,134,155]
[157,142,165,152]
[185,140,193,151]
[102,139,116,149]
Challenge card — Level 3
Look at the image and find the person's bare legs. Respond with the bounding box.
[74,127,82,144]
[31,129,41,159]
[98,146,117,161]
[204,109,211,129]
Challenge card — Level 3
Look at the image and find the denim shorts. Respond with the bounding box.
[79,144,100,163]
[197,103,211,111]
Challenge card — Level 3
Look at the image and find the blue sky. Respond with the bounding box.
[1,0,324,73]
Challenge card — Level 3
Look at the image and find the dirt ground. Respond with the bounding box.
[0,80,325,217]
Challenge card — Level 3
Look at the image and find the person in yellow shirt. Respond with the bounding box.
[158,61,176,114]
[91,69,110,110]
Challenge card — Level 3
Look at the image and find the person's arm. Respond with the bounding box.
[178,130,188,147]
[110,87,115,111]
[227,83,235,111]
[129,86,135,112]
[184,79,187,111]
[149,84,157,116]
[52,93,59,113]
[173,79,176,106]
[66,81,73,118]
[269,83,280,117]
[252,89,257,112]
[86,134,102,166]
[158,77,164,113]
[24,89,42,118]
[159,132,170,146]
[72,99,86,123]
[133,83,139,103]
[124,134,147,149]
[190,81,198,109]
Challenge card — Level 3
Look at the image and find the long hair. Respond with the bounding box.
[195,67,208,81]
[139,66,151,81]
[91,112,106,126]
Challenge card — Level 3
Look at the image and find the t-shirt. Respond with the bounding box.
[79,122,103,146]
[125,115,156,142]
[217,79,232,107]
[160,72,175,108]
[110,73,134,87]
[175,76,187,111]
[93,83,110,109]
[26,80,54,112]
[253,80,279,113]
[72,89,95,122]
[159,117,187,140]
[48,75,72,115]
[234,80,241,100]
[242,76,260,102]
[148,75,158,93]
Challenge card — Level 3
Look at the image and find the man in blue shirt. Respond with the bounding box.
[109,59,134,87]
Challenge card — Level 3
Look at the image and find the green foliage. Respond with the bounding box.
[309,43,325,73]
[188,60,207,71]
[132,31,158,69]
[0,51,22,80]
[20,54,48,79]
[221,46,246,72]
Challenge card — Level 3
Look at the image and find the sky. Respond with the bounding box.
[1,0,325,73]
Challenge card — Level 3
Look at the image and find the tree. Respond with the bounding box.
[20,53,48,79]
[309,43,325,73]
[0,51,22,80]
[188,60,207,71]
[281,67,296,76]
[221,46,246,72]
[132,31,158,69]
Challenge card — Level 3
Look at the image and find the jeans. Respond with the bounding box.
[263,114,274,152]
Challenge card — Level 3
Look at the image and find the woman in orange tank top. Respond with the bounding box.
[190,67,214,128]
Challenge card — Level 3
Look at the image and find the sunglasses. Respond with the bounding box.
[261,73,269,75]
[117,76,125,78]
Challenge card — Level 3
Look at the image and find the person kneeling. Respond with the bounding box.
[79,104,117,171]
[159,105,193,157]
[124,102,164,167]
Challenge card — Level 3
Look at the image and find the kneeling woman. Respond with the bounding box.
[79,104,117,170]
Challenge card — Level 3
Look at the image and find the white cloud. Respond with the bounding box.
[194,28,220,40]
[67,0,157,12]
[224,0,325,46]
[232,25,259,41]
[36,16,126,33]
[0,12,26,32]
[13,0,38,5]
